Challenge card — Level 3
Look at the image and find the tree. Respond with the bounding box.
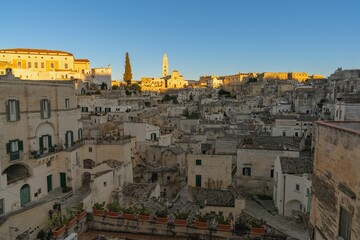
[123,52,132,85]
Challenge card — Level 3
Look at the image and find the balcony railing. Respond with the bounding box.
[29,146,60,159]
[9,151,24,161]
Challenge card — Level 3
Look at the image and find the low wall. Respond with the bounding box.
[90,215,242,239]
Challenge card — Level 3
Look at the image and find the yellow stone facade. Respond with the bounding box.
[141,54,188,92]
[0,48,90,80]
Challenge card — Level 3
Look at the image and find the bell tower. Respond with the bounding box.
[162,53,168,77]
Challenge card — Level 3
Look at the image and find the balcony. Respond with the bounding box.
[8,151,24,161]
[62,140,85,152]
[29,146,61,160]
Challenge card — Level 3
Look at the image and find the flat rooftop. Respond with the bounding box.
[317,121,360,134]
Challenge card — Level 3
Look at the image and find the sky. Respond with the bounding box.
[1,0,360,80]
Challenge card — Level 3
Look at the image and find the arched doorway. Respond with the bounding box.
[20,184,30,207]
[285,199,302,216]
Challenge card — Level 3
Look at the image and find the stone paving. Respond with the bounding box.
[245,199,309,240]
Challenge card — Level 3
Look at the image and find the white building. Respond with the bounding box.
[273,156,312,216]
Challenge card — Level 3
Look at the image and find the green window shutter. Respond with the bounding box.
[48,101,51,118]
[48,135,52,147]
[5,101,10,121]
[39,137,43,151]
[18,140,23,151]
[40,100,44,118]
[70,131,74,145]
[16,100,20,120]
[6,142,11,153]
[65,132,68,146]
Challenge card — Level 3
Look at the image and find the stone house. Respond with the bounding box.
[236,136,301,195]
[310,121,360,240]
[273,156,312,217]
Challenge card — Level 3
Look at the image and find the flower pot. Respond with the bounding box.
[66,217,77,229]
[156,217,168,224]
[92,208,105,216]
[250,227,266,236]
[106,211,122,218]
[217,223,231,231]
[174,219,187,226]
[138,214,151,222]
[123,213,135,220]
[195,221,208,229]
[52,224,66,238]
[76,210,87,220]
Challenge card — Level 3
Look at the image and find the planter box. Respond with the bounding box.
[106,211,122,218]
[52,224,66,238]
[250,227,266,236]
[76,210,87,220]
[217,223,231,231]
[138,214,151,222]
[66,217,77,229]
[174,219,187,226]
[156,217,168,224]
[195,221,208,229]
[92,208,105,216]
[123,213,135,220]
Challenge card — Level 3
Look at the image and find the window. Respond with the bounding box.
[50,62,55,69]
[6,100,20,121]
[78,128,83,140]
[17,62,22,68]
[270,169,274,178]
[196,159,202,165]
[295,184,300,191]
[339,207,351,240]
[28,62,31,68]
[40,99,51,119]
[39,135,52,153]
[34,62,38,68]
[150,133,157,141]
[103,182,107,187]
[295,132,299,137]
[195,175,202,187]
[243,167,251,176]
[282,132,286,136]
[95,107,102,112]
[81,107,88,112]
[65,98,70,109]
[6,139,23,161]
[64,63,68,69]
[167,176,170,181]
[41,62,44,68]
[65,131,74,148]
[0,199,4,215]
[88,147,92,152]
[104,107,111,113]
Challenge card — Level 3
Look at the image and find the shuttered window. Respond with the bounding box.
[6,100,20,122]
[40,99,51,119]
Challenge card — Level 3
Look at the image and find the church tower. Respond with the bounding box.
[162,53,168,77]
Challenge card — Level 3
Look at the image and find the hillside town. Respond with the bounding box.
[0,48,359,240]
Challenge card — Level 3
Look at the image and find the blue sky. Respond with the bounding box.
[1,0,359,80]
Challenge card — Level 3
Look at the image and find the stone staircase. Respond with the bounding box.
[61,183,90,212]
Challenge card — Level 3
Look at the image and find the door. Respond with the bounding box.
[195,175,202,187]
[20,184,30,207]
[60,172,66,188]
[47,175,52,192]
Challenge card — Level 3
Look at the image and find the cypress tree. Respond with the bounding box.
[123,52,132,85]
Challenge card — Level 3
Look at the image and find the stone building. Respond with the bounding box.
[236,136,301,195]
[329,68,360,99]
[293,86,316,114]
[334,94,360,121]
[310,121,360,240]
[273,156,312,217]
[187,154,232,190]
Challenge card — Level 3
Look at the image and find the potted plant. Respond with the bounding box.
[174,210,190,226]
[92,202,106,216]
[65,210,77,229]
[195,213,208,229]
[75,202,86,220]
[216,215,231,231]
[122,207,136,220]
[49,213,66,238]
[137,205,151,222]
[155,209,168,224]
[250,219,266,236]
[106,202,122,218]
